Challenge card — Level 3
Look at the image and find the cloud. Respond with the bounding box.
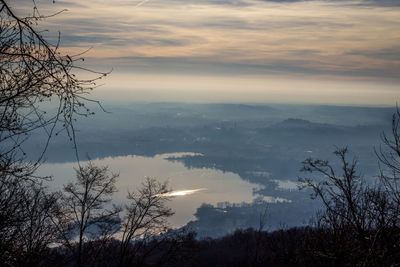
[258,0,400,7]
[346,46,400,61]
[20,0,400,81]
[180,0,400,6]
[359,0,400,6]
[168,0,251,6]
[87,54,400,80]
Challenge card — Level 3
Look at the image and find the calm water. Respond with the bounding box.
[39,153,261,227]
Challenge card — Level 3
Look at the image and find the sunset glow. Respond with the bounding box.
[20,0,400,105]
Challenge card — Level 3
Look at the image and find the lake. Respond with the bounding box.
[39,153,262,227]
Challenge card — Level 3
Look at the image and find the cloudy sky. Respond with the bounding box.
[20,0,400,105]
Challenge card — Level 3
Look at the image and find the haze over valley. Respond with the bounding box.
[30,102,392,237]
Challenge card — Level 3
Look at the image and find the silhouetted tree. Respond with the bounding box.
[0,0,105,158]
[376,107,400,226]
[60,162,121,267]
[119,177,174,266]
[0,179,61,266]
[300,108,400,266]
[1,1,106,264]
[13,184,60,266]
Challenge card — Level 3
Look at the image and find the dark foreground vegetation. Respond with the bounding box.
[28,223,400,267]
[1,1,400,266]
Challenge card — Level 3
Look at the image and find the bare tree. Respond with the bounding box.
[1,3,183,266]
[119,177,174,266]
[0,176,61,266]
[300,148,369,238]
[376,107,400,227]
[61,162,121,267]
[14,184,60,266]
[0,172,30,264]
[300,142,400,265]
[0,1,107,264]
[0,0,106,161]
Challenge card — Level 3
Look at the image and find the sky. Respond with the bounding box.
[16,0,400,105]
